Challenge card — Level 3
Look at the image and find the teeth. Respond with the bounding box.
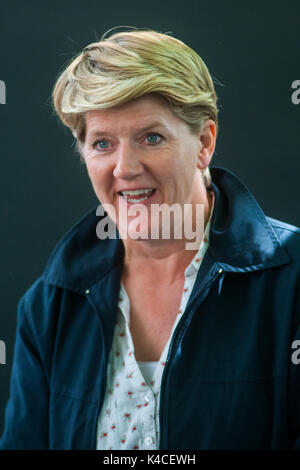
[127,195,150,203]
[121,188,154,196]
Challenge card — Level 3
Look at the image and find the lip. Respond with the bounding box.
[118,188,157,207]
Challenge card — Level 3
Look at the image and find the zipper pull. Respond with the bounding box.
[217,268,225,296]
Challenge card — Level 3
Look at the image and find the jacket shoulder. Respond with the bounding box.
[266,216,300,264]
[19,277,64,348]
[267,216,300,235]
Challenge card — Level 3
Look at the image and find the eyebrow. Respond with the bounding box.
[86,121,169,140]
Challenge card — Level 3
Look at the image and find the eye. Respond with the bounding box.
[93,139,110,150]
[145,133,163,145]
[91,133,163,152]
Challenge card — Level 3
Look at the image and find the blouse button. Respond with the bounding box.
[144,436,153,446]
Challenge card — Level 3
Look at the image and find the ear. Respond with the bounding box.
[196,119,217,170]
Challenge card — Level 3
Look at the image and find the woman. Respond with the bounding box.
[1,28,300,450]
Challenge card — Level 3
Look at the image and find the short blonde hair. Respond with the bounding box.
[52,27,219,186]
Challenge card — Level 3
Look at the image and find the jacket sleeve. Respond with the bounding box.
[0,294,49,449]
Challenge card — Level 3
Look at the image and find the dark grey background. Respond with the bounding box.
[0,0,299,435]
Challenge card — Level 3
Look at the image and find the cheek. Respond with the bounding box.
[87,166,100,191]
[86,165,108,199]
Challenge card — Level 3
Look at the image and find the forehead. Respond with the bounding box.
[84,94,182,136]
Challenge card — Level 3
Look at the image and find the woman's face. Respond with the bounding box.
[82,93,215,242]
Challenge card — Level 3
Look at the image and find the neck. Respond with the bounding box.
[121,188,213,282]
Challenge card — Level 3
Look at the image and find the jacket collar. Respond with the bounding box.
[42,166,291,292]
[208,167,290,272]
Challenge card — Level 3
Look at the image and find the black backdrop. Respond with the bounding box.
[0,0,299,435]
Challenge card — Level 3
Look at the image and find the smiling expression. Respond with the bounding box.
[82,93,214,242]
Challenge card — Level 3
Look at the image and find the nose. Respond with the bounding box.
[113,141,144,179]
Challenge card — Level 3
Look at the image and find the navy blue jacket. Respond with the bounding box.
[1,167,300,450]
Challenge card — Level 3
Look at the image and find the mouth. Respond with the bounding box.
[118,188,157,205]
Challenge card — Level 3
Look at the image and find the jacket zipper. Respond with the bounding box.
[158,266,224,449]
